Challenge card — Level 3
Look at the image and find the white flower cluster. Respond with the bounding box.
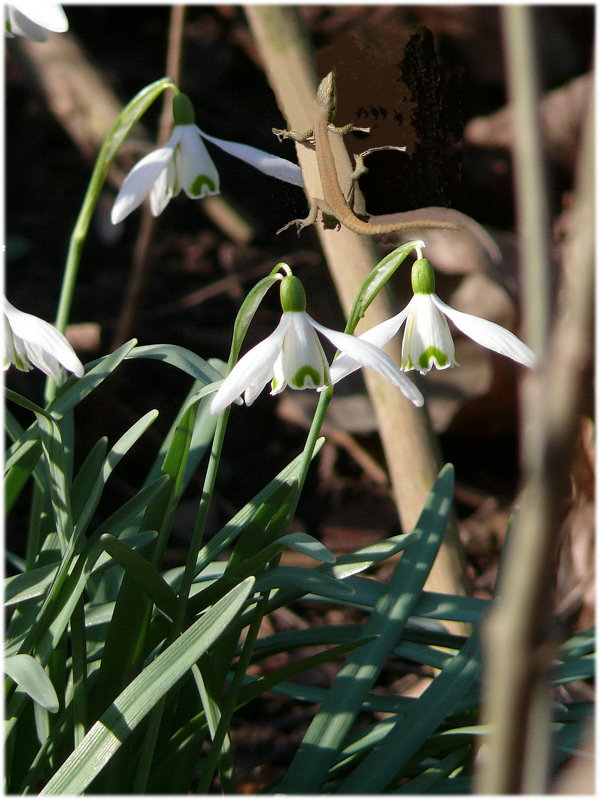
[210,258,534,415]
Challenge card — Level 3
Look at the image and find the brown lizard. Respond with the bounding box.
[274,71,459,236]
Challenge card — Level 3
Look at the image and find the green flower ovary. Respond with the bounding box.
[172,93,196,126]
[411,258,436,295]
[280,275,306,313]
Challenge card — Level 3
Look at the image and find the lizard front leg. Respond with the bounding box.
[273,122,370,235]
[276,198,341,235]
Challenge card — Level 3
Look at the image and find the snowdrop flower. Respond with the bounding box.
[111,93,303,224]
[331,256,535,382]
[210,271,423,414]
[4,298,84,382]
[5,2,68,42]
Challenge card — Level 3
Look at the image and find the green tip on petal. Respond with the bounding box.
[172,93,196,126]
[190,174,216,195]
[291,365,322,388]
[411,258,436,295]
[280,275,306,313]
[419,346,449,369]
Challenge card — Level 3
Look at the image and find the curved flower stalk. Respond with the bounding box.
[210,271,423,414]
[5,2,68,42]
[331,254,535,382]
[4,297,84,381]
[111,92,303,224]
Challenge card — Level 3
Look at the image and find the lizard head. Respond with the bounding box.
[317,72,337,116]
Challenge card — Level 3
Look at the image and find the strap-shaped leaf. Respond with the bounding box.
[335,632,480,792]
[99,534,179,621]
[125,344,225,385]
[4,654,59,713]
[345,241,424,333]
[278,464,455,793]
[39,577,255,795]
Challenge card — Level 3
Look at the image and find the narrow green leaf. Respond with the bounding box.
[4,654,59,713]
[5,563,56,608]
[49,339,138,417]
[4,532,156,608]
[194,442,323,575]
[254,566,355,601]
[552,654,595,684]
[125,344,224,385]
[39,578,255,795]
[335,632,480,793]
[4,437,42,514]
[396,746,471,794]
[70,437,108,522]
[5,388,51,418]
[230,270,283,362]
[283,532,336,564]
[345,241,423,332]
[73,410,158,540]
[246,625,363,660]
[36,412,73,552]
[278,464,455,793]
[5,479,168,659]
[99,534,179,621]
[559,629,595,659]
[226,478,298,570]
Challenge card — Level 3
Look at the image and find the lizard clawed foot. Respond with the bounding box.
[272,127,315,146]
[276,216,313,236]
[277,199,322,236]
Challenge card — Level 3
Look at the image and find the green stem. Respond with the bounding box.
[45,77,176,401]
[195,592,269,793]
[196,383,334,792]
[69,597,87,748]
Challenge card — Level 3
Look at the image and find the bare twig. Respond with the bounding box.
[245,7,469,604]
[477,7,594,793]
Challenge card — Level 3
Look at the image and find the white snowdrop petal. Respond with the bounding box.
[329,309,409,383]
[310,317,423,407]
[432,295,536,368]
[149,161,175,217]
[9,1,68,32]
[210,316,291,414]
[198,130,304,187]
[177,127,220,199]
[6,8,47,40]
[403,294,456,373]
[4,300,84,380]
[111,146,174,224]
[279,313,329,390]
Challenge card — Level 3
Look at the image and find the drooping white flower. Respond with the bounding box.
[210,273,423,414]
[111,92,303,225]
[4,298,84,382]
[331,256,535,381]
[5,2,68,42]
